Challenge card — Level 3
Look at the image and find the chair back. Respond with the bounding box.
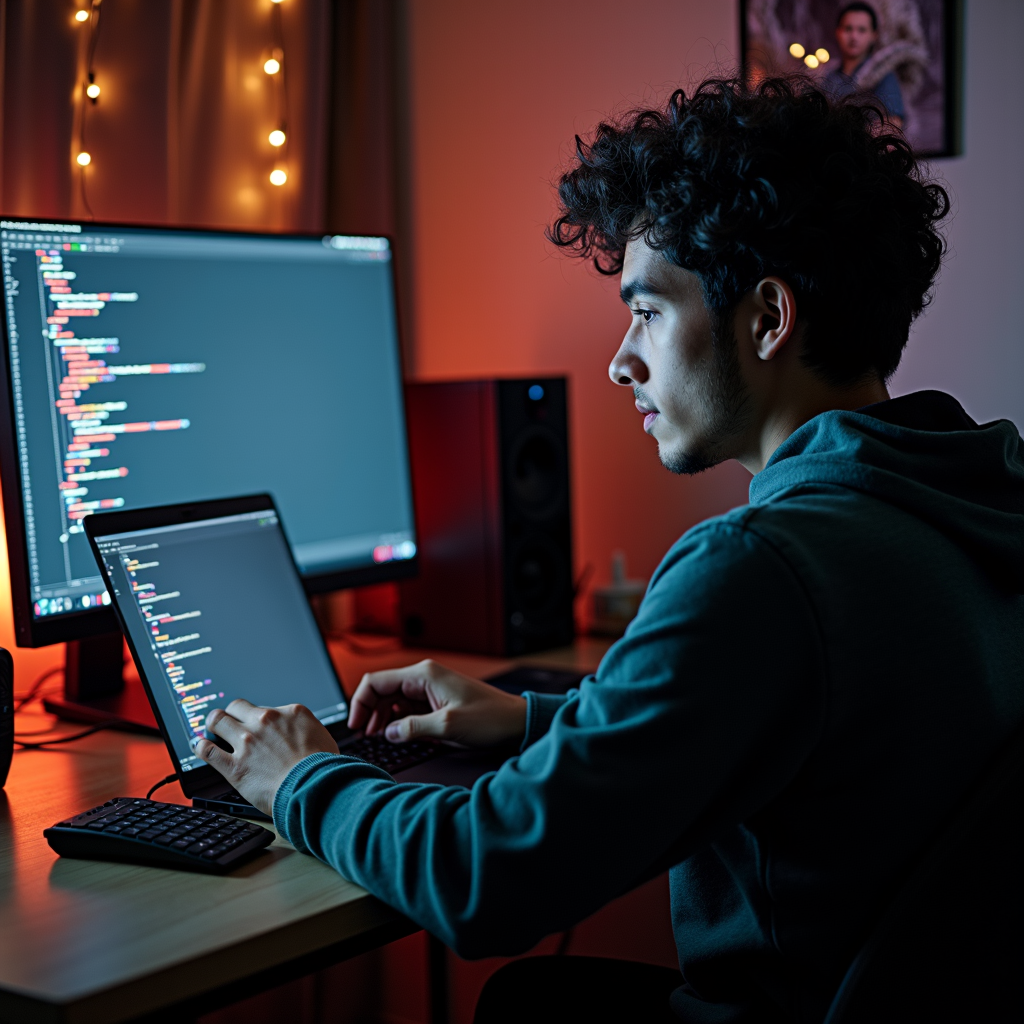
[823,718,1024,1024]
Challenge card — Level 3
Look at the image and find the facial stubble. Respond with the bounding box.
[653,316,751,476]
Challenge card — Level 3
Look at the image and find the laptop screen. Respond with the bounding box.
[92,507,348,774]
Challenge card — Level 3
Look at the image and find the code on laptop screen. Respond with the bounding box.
[95,509,348,773]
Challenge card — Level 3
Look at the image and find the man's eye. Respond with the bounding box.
[630,306,658,325]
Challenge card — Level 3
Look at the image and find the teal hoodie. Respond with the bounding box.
[274,391,1024,1023]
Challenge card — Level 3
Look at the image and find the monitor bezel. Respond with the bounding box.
[0,217,418,648]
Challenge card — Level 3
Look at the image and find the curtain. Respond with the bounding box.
[0,0,408,246]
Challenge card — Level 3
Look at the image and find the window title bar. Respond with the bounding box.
[322,235,389,252]
[1,220,82,233]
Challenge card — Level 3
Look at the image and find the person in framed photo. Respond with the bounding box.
[823,1,905,124]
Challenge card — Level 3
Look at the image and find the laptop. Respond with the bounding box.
[83,494,490,819]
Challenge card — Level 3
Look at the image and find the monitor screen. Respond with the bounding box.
[0,218,417,645]
[91,504,348,776]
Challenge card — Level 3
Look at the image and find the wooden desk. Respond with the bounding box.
[0,639,608,1024]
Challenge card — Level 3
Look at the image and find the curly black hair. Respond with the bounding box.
[549,77,949,384]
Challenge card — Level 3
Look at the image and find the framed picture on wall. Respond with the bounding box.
[740,0,963,156]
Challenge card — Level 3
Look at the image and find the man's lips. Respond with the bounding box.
[635,399,659,433]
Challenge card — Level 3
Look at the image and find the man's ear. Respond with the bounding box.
[746,277,798,362]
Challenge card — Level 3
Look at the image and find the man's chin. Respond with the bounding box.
[657,440,726,477]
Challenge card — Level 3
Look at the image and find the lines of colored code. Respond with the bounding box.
[124,549,220,747]
[39,247,205,538]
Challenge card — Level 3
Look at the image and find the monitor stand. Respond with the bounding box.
[42,632,159,734]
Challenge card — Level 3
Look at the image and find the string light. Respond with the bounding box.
[789,43,805,58]
[815,48,830,63]
[264,2,288,191]
[74,0,102,217]
[804,54,820,69]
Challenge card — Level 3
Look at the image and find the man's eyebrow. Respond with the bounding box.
[620,278,664,304]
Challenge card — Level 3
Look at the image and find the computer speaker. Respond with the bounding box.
[400,378,574,656]
[0,648,13,787]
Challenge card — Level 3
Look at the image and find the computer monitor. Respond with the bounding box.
[0,218,417,725]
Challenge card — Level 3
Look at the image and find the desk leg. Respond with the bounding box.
[428,933,449,1024]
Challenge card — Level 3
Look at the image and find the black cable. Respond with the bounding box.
[14,723,110,750]
[145,773,178,800]
[14,665,64,713]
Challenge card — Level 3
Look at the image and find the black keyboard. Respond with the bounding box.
[44,797,274,873]
[339,734,444,773]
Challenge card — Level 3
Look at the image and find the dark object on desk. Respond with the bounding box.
[42,633,160,736]
[0,647,12,787]
[823,718,1024,1024]
[485,665,588,696]
[401,378,574,656]
[44,797,274,873]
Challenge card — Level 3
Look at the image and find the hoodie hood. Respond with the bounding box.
[750,391,1024,592]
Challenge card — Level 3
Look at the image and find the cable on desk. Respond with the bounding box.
[14,723,111,750]
[145,773,179,800]
[14,665,64,712]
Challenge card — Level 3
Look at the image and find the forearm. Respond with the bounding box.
[274,748,601,958]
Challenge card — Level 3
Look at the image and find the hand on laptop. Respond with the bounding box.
[348,659,527,748]
[195,700,339,817]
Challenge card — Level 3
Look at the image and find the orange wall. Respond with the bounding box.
[406,0,751,610]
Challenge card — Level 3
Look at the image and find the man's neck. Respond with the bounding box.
[842,56,864,76]
[740,377,890,475]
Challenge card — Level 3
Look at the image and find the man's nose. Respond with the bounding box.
[608,336,647,386]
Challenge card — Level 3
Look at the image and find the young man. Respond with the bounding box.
[196,78,1023,1023]
[823,1,905,124]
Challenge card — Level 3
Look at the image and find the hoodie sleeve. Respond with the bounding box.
[273,519,826,959]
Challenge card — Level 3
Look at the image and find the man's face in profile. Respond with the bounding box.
[608,238,749,476]
[836,11,877,63]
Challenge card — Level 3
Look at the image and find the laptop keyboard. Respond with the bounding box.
[340,734,444,774]
[212,736,443,809]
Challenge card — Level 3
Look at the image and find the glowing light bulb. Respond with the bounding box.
[815,48,830,63]
[268,129,286,147]
[75,9,90,22]
[86,83,101,99]
[264,58,281,75]
[271,0,285,4]
[804,54,820,69]
[789,43,805,58]
[76,152,91,166]
[269,169,287,186]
